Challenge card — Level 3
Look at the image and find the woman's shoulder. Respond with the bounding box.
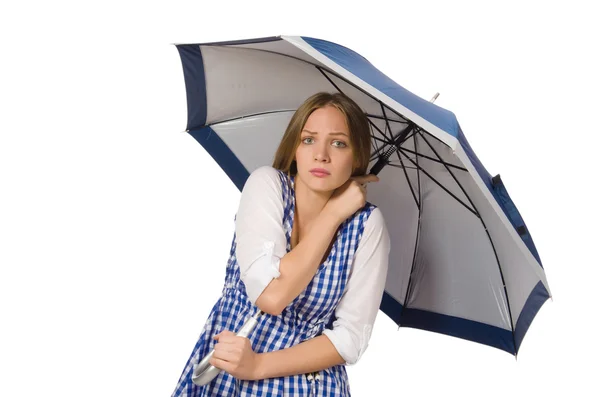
[356,205,390,250]
[242,166,286,199]
[364,204,383,224]
[249,165,282,178]
[358,201,379,218]
[245,166,284,187]
[354,202,385,229]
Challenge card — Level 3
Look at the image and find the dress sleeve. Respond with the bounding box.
[321,207,390,365]
[234,166,288,306]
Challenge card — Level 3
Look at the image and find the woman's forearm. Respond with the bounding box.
[255,334,345,380]
[256,211,342,315]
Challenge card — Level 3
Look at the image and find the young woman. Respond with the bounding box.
[172,92,391,396]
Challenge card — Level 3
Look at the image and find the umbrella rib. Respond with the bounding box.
[417,130,519,353]
[368,130,395,162]
[379,102,395,142]
[398,147,468,172]
[403,129,418,142]
[415,132,422,212]
[366,113,409,124]
[386,163,419,171]
[370,133,394,146]
[369,123,417,163]
[398,151,478,217]
[367,115,408,160]
[369,121,396,144]
[369,132,384,162]
[417,131,481,217]
[369,119,391,143]
[206,109,297,127]
[394,149,421,210]
[317,66,344,93]
[414,125,448,148]
[400,133,424,318]
[366,115,407,154]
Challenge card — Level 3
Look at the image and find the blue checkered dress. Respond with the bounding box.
[172,169,376,396]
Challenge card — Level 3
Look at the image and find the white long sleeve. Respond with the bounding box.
[235,166,390,366]
[234,166,288,305]
[321,207,390,365]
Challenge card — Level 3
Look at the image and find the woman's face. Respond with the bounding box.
[294,105,354,193]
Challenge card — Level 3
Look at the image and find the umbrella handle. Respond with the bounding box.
[191,310,263,386]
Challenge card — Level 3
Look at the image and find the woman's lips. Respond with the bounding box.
[310,171,330,178]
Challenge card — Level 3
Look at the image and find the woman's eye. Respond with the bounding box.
[302,137,347,148]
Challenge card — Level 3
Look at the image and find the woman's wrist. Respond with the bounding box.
[253,352,267,380]
[320,208,344,227]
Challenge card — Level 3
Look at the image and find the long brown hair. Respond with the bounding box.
[272,92,371,179]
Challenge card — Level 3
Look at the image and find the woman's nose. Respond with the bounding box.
[313,142,330,161]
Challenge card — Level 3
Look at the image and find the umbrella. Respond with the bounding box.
[173,36,552,381]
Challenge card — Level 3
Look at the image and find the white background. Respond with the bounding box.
[1,0,598,395]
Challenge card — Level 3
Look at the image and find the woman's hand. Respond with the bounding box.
[209,330,262,381]
[323,174,380,223]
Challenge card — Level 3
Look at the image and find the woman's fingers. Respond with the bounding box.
[351,174,380,185]
[212,345,238,362]
[209,356,230,372]
[213,330,235,341]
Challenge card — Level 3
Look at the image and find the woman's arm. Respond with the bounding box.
[256,211,342,315]
[235,166,343,316]
[321,207,390,365]
[257,207,390,378]
[256,334,345,379]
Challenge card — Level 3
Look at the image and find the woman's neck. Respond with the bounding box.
[293,174,333,228]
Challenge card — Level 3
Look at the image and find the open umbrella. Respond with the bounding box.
[174,36,552,382]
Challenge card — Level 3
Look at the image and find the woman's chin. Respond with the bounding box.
[309,180,341,193]
[312,186,334,194]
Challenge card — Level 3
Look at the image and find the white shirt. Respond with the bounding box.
[235,166,390,365]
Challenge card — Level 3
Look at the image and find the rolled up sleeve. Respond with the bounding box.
[235,166,288,305]
[322,207,390,365]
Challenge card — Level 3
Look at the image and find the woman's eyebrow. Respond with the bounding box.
[302,129,349,137]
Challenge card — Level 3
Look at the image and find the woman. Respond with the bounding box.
[172,92,391,396]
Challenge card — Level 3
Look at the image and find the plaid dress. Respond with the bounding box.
[172,169,376,396]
